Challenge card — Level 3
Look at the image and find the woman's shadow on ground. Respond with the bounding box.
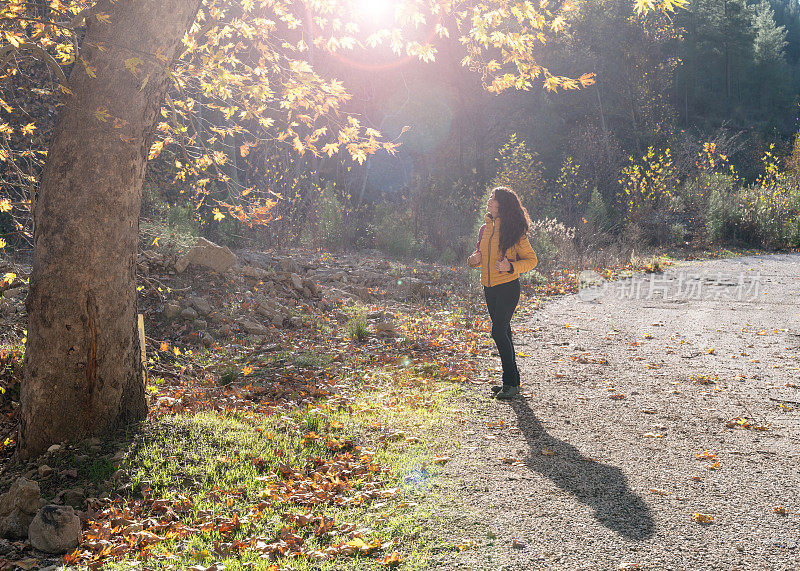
[508,397,655,540]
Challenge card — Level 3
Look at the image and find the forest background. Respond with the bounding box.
[4,0,800,269]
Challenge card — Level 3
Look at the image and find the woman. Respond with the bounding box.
[468,186,538,399]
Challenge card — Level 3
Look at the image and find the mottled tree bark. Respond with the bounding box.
[20,0,202,458]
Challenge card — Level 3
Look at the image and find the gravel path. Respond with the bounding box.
[432,253,800,570]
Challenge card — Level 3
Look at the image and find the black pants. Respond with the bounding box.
[484,279,520,386]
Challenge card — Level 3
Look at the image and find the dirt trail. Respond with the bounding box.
[433,253,800,570]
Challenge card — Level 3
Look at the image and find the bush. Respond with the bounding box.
[551,156,591,222]
[315,183,347,248]
[346,315,369,341]
[669,223,688,244]
[706,186,739,243]
[372,205,419,258]
[528,218,577,274]
[490,133,546,213]
[585,187,615,232]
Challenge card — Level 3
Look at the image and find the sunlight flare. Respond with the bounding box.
[351,0,397,25]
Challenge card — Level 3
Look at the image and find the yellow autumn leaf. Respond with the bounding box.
[692,513,714,524]
[94,107,110,122]
[124,57,143,75]
[213,208,225,222]
[160,341,169,352]
[148,140,164,160]
[81,58,97,78]
[0,199,11,212]
[151,237,160,246]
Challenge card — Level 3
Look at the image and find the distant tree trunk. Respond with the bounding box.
[20,0,202,458]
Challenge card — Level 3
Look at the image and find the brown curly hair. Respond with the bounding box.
[493,186,532,255]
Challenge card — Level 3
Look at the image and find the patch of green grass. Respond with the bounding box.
[346,314,369,341]
[217,365,239,386]
[80,457,115,484]
[102,364,463,570]
[274,350,333,369]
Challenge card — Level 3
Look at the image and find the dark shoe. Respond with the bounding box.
[495,385,519,400]
[491,385,502,396]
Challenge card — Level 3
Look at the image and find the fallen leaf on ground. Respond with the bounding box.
[381,551,403,567]
[692,513,714,524]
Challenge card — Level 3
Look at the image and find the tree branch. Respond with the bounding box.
[0,42,67,86]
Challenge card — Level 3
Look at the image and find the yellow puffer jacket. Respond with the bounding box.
[468,213,538,287]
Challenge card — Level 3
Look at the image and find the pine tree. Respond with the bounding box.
[753,0,789,64]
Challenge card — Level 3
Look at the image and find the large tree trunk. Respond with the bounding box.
[19,0,202,458]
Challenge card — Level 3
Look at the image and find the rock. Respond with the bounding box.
[301,278,319,297]
[180,307,198,321]
[175,238,237,273]
[316,270,348,283]
[334,311,349,323]
[271,314,285,328]
[141,250,164,264]
[38,465,54,478]
[0,477,40,539]
[193,319,208,330]
[290,273,304,292]
[189,296,212,315]
[164,302,181,319]
[238,319,267,336]
[201,333,214,348]
[323,288,354,304]
[353,286,371,302]
[290,317,302,328]
[242,265,270,279]
[350,270,379,286]
[28,505,80,554]
[61,488,84,508]
[374,321,398,335]
[395,276,429,300]
[278,257,300,274]
[1,287,25,300]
